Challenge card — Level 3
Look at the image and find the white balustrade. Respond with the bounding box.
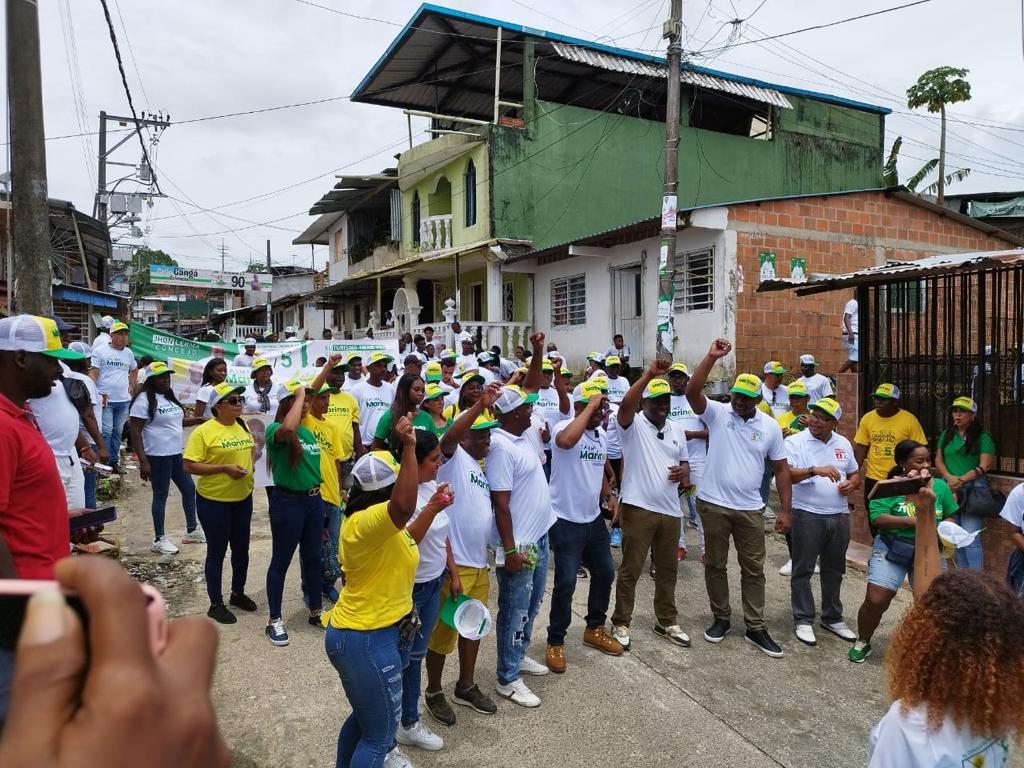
[418,214,453,252]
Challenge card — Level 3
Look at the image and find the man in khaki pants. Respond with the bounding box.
[686,339,792,659]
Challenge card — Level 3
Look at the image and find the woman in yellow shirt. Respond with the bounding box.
[183,382,257,625]
[324,415,453,768]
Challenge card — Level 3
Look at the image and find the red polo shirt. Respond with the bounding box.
[0,393,69,578]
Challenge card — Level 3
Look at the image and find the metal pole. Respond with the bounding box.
[656,0,683,361]
[265,239,272,339]
[7,0,52,314]
[492,27,503,125]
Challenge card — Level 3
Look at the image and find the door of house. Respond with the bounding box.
[614,266,643,364]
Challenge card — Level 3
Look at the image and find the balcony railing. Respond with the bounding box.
[418,214,453,252]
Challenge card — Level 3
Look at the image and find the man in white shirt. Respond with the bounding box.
[604,334,630,372]
[233,338,257,367]
[602,356,629,404]
[348,351,395,447]
[544,380,624,673]
[610,360,691,651]
[797,354,834,404]
[838,295,859,374]
[90,321,137,474]
[687,338,792,659]
[65,343,107,508]
[92,315,114,350]
[785,397,860,647]
[486,334,552,709]
[490,346,518,382]
[341,353,363,390]
[667,363,707,559]
[456,335,478,373]
[533,359,570,480]
[761,362,790,418]
[475,352,498,385]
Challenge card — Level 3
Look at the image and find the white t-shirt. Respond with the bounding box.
[668,394,707,480]
[411,481,450,583]
[438,446,493,568]
[618,411,688,517]
[233,353,256,367]
[798,373,834,404]
[605,403,622,460]
[761,383,791,417]
[456,354,478,372]
[698,400,786,511]
[999,484,1024,531]
[243,381,282,415]
[92,345,137,402]
[28,380,82,455]
[438,380,458,394]
[66,370,102,446]
[92,331,111,350]
[604,344,630,360]
[785,429,858,514]
[843,299,859,335]
[535,386,569,447]
[868,701,1009,768]
[603,375,629,404]
[486,428,556,545]
[549,420,606,525]
[128,393,185,456]
[196,383,216,406]
[348,379,395,446]
[341,375,363,392]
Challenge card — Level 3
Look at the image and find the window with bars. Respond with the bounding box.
[673,248,715,312]
[551,274,586,327]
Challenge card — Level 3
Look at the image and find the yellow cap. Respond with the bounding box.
[667,363,690,376]
[950,396,977,413]
[110,321,130,334]
[643,378,671,398]
[809,397,842,420]
[872,383,900,400]
[731,373,762,398]
[423,383,445,401]
[425,361,442,382]
[576,380,608,403]
[787,380,809,397]
[146,361,171,377]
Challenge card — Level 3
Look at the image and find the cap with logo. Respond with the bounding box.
[471,413,499,430]
[872,383,901,400]
[575,380,609,403]
[541,359,554,372]
[331,356,350,371]
[604,355,621,367]
[799,354,816,366]
[731,373,762,398]
[425,361,442,382]
[281,379,316,399]
[439,348,456,360]
[494,384,540,413]
[809,397,842,421]
[352,450,401,491]
[667,362,690,376]
[763,361,786,375]
[586,351,604,362]
[244,338,257,346]
[477,352,494,364]
[110,321,130,334]
[250,357,273,377]
[459,367,484,385]
[209,382,246,407]
[345,352,363,363]
[560,368,573,378]
[0,315,86,360]
[950,396,977,413]
[68,341,92,358]
[318,383,339,395]
[146,361,172,377]
[368,351,393,366]
[786,380,809,398]
[423,383,446,401]
[642,378,671,398]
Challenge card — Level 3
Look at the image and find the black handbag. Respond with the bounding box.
[880,534,916,567]
[961,476,1007,519]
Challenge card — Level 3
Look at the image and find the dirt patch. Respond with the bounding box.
[121,554,205,619]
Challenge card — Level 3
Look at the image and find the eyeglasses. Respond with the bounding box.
[221,396,243,406]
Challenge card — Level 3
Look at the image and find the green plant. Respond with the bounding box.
[906,67,972,204]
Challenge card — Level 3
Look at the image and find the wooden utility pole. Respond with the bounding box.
[7,0,52,314]
[656,0,683,360]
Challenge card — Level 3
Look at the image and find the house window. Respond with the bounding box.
[689,91,773,141]
[673,248,715,312]
[465,160,477,227]
[412,192,421,246]
[885,281,925,313]
[551,274,586,327]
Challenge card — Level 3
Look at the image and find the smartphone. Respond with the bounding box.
[0,580,167,655]
[69,506,117,533]
[868,476,930,500]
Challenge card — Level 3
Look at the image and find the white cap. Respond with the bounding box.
[285,326,296,334]
[493,385,539,414]
[352,451,400,491]
[68,341,92,357]
[244,337,257,346]
[0,315,85,360]
[799,354,816,365]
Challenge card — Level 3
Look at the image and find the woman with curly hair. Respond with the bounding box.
[868,474,1024,767]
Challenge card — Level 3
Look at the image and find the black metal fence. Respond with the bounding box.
[859,265,1024,475]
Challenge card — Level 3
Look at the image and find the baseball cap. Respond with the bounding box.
[285,325,296,334]
[477,352,494,364]
[604,355,621,367]
[560,368,573,378]
[331,357,349,371]
[46,315,78,333]
[352,450,401,491]
[459,367,484,385]
[586,351,603,362]
[281,378,316,399]
[872,383,900,400]
[367,351,393,365]
[345,352,363,363]
[787,380,809,398]
[318,384,339,395]
[458,332,474,343]
[810,397,842,421]
[110,321,129,334]
[403,354,423,367]
[250,357,273,377]
[763,361,786,375]
[541,360,554,372]
[208,382,246,407]
[471,413,498,430]
[667,362,690,376]
[494,385,539,413]
[424,361,442,382]
[799,354,816,366]
[146,361,172,377]
[575,380,608,403]
[0,315,86,360]
[423,383,446,401]
[643,378,671,398]
[950,396,977,413]
[68,341,92,357]
[731,373,762,398]
[439,348,456,360]
[244,338,257,346]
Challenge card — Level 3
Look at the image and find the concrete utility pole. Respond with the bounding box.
[265,240,272,339]
[656,0,683,360]
[7,0,52,314]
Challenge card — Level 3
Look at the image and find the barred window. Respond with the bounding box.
[673,248,715,312]
[885,281,925,313]
[551,274,586,327]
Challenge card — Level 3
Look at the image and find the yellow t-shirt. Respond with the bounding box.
[302,414,343,507]
[325,391,359,461]
[853,408,928,481]
[777,411,807,435]
[442,403,494,422]
[183,419,255,502]
[331,502,418,630]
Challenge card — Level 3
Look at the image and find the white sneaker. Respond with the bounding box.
[396,721,443,751]
[181,526,206,544]
[151,536,179,555]
[518,655,550,676]
[814,560,821,574]
[794,624,817,646]
[821,620,857,641]
[778,559,792,576]
[495,678,541,708]
[382,746,413,768]
[612,624,631,650]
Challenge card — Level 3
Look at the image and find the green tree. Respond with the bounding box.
[131,248,177,297]
[883,135,970,195]
[906,66,972,205]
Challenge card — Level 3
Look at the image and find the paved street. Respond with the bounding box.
[108,476,1010,768]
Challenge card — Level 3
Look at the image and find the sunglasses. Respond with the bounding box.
[221,396,244,406]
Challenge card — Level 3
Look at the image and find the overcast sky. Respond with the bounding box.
[4,0,1023,271]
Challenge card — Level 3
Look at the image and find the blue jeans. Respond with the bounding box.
[547,517,614,645]
[954,510,984,570]
[148,454,198,539]
[266,490,323,619]
[400,576,443,727]
[495,534,549,686]
[326,624,404,768]
[84,470,97,509]
[323,503,342,594]
[101,400,130,468]
[196,494,252,605]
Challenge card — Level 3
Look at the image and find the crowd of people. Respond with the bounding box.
[1,312,1023,768]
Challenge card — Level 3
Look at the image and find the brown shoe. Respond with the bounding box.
[545,643,567,673]
[583,625,625,656]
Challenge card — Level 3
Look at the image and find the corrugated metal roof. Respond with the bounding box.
[551,43,792,110]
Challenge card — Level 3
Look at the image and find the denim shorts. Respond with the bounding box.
[866,534,912,592]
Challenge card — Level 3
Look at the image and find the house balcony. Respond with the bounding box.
[418,214,453,253]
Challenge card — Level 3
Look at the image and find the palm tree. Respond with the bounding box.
[906,67,972,205]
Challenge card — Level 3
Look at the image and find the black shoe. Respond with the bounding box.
[207,603,237,624]
[703,619,731,643]
[425,691,456,726]
[745,628,784,658]
[308,613,324,627]
[111,465,126,476]
[453,683,497,714]
[229,593,258,612]
[576,566,588,580]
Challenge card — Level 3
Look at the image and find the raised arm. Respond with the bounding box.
[555,392,604,450]
[686,338,732,416]
[552,357,570,415]
[910,477,943,596]
[311,353,343,392]
[387,415,421,529]
[617,359,669,430]
[272,387,305,442]
[440,383,499,457]
[521,332,546,394]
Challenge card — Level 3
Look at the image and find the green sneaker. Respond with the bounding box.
[848,639,872,663]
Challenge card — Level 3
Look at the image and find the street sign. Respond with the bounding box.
[149,265,273,290]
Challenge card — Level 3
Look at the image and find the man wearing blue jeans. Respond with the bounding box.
[91,322,136,473]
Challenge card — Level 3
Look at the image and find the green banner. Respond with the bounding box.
[128,323,240,362]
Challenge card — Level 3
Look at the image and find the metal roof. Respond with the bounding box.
[309,174,396,216]
[550,43,792,110]
[293,212,344,246]
[757,249,1024,296]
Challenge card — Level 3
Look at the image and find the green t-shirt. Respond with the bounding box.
[938,429,996,478]
[265,421,322,491]
[373,410,443,442]
[868,477,958,540]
